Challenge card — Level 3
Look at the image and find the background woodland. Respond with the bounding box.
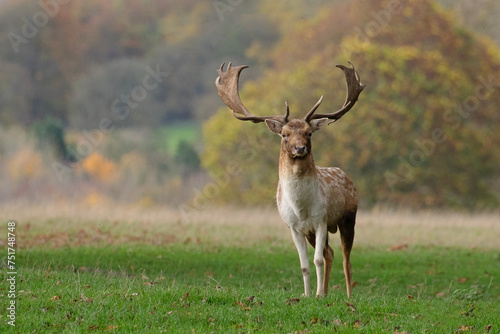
[0,0,499,210]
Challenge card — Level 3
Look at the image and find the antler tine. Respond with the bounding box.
[305,62,365,124]
[284,101,290,123]
[303,95,324,122]
[215,62,288,124]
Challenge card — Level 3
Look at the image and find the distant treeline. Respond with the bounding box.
[0,0,499,210]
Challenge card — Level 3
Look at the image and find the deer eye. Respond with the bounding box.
[281,134,287,139]
[308,132,312,137]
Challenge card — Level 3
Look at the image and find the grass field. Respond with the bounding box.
[1,204,499,333]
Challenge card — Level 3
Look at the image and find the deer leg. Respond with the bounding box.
[323,237,334,296]
[306,230,333,297]
[291,229,311,297]
[340,225,355,298]
[313,224,327,298]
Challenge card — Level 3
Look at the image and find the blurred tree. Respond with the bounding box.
[1,0,498,131]
[32,115,68,160]
[175,140,200,177]
[69,59,167,128]
[0,0,68,125]
[0,60,33,125]
[81,152,118,184]
[2,0,499,209]
[0,0,282,128]
[202,0,500,210]
[437,0,500,46]
[45,0,170,71]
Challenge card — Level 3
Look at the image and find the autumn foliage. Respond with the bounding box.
[203,0,500,209]
[0,0,499,210]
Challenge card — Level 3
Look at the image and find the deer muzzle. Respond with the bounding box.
[292,146,308,158]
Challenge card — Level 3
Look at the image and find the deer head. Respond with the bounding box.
[215,62,365,159]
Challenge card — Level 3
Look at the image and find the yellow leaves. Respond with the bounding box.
[119,151,147,174]
[403,6,414,18]
[118,150,147,185]
[160,3,210,44]
[478,35,500,63]
[339,36,372,61]
[257,2,317,34]
[7,147,43,181]
[395,46,421,62]
[85,191,109,206]
[137,196,155,208]
[201,109,239,171]
[81,152,117,183]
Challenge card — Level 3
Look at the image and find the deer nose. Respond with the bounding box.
[294,146,307,156]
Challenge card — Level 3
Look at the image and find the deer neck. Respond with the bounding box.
[277,149,320,222]
[278,150,317,180]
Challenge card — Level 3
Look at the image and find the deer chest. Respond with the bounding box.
[276,176,325,232]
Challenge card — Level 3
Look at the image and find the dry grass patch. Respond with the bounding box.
[1,202,498,249]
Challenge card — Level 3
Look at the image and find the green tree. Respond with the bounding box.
[175,140,200,176]
[32,115,68,160]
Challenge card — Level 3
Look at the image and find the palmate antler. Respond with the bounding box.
[304,62,365,123]
[215,61,364,124]
[215,62,289,124]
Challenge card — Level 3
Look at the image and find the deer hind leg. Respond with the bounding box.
[340,220,355,298]
[322,237,334,296]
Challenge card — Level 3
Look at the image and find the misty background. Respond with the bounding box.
[0,0,499,211]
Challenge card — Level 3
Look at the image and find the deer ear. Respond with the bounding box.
[265,119,284,134]
[310,118,328,132]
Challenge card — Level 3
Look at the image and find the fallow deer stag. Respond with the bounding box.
[215,62,365,298]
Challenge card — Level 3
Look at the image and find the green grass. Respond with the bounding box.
[154,121,201,154]
[5,244,499,333]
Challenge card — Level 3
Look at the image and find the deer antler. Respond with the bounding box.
[304,62,365,123]
[215,62,289,124]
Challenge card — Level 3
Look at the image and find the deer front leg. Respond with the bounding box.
[291,229,311,297]
[313,224,327,298]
